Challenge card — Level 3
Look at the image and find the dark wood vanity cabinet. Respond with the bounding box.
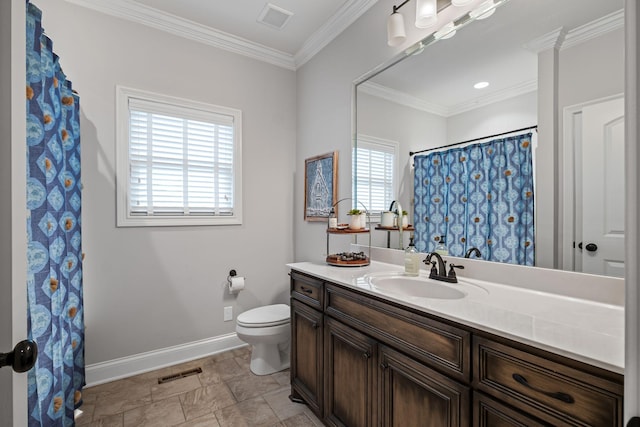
[290,271,325,416]
[324,317,378,427]
[289,269,624,427]
[379,345,470,427]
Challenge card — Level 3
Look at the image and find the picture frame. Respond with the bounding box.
[304,151,338,222]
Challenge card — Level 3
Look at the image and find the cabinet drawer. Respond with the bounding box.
[474,391,549,427]
[325,283,470,382]
[473,336,623,427]
[291,270,323,309]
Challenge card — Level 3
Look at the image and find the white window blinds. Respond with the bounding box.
[353,136,397,214]
[128,98,235,217]
[117,86,242,227]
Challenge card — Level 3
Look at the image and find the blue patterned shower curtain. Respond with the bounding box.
[26,2,84,426]
[413,133,534,265]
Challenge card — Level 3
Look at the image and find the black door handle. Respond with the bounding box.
[0,340,38,373]
[585,243,598,252]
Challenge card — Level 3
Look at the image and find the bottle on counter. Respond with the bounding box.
[435,235,448,256]
[328,208,338,229]
[404,236,421,276]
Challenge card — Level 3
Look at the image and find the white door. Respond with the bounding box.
[581,97,625,277]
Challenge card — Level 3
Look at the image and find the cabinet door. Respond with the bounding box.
[379,345,470,427]
[324,317,377,427]
[291,299,324,416]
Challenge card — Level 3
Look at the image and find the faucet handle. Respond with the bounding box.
[447,264,464,278]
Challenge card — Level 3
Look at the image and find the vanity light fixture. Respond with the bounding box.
[386,0,438,46]
[415,0,438,28]
[387,9,407,47]
[474,81,490,89]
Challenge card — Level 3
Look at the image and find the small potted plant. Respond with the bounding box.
[347,208,362,229]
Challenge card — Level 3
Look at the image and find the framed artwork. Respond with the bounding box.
[304,151,338,221]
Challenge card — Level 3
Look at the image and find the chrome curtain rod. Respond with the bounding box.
[409,125,538,156]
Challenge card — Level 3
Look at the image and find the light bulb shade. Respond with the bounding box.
[434,22,456,40]
[415,0,437,28]
[470,0,496,20]
[451,0,473,6]
[387,12,406,47]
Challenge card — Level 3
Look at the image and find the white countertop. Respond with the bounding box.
[287,260,624,374]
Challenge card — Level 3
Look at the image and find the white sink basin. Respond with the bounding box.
[366,273,467,300]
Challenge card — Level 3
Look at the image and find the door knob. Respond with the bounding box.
[0,340,38,373]
[585,243,598,252]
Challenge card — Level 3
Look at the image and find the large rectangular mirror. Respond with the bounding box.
[355,0,624,277]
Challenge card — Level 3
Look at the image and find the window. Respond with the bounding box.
[116,87,242,226]
[353,135,398,216]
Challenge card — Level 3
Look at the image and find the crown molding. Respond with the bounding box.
[525,8,623,53]
[360,79,537,118]
[523,28,567,53]
[561,9,624,51]
[65,0,296,70]
[65,0,378,71]
[294,0,379,68]
[359,81,451,117]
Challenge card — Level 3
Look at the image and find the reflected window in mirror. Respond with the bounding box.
[353,135,398,216]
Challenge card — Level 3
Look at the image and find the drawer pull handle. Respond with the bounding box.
[299,286,313,294]
[512,373,575,404]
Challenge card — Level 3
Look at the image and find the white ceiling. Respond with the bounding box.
[131,0,349,55]
[66,0,378,69]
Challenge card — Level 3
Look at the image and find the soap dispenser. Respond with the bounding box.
[435,235,448,256]
[404,236,420,276]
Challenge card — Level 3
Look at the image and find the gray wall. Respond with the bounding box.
[295,0,474,262]
[37,0,297,365]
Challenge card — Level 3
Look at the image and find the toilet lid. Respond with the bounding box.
[237,304,290,327]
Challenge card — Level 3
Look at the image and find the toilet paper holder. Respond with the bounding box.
[227,269,245,294]
[228,269,237,282]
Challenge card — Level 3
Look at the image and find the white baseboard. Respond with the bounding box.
[85,333,246,387]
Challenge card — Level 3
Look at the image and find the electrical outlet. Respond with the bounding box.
[224,306,233,321]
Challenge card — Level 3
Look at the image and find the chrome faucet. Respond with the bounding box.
[464,247,482,259]
[423,252,464,283]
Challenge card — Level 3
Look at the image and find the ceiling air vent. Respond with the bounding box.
[257,3,293,30]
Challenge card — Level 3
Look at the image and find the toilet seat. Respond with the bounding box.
[237,304,290,328]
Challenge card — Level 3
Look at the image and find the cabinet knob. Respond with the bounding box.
[379,362,388,370]
[362,351,371,359]
[311,322,319,330]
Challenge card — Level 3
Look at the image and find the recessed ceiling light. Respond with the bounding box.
[474,81,489,89]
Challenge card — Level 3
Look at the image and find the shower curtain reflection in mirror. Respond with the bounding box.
[413,132,534,265]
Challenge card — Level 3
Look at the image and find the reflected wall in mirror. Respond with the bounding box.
[355,0,625,277]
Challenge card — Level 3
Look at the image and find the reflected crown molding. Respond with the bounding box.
[524,9,624,53]
[64,0,377,71]
[360,79,537,118]
[359,81,450,116]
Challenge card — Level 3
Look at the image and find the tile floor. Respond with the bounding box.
[75,347,323,427]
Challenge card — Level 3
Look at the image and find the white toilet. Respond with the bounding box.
[235,304,291,375]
